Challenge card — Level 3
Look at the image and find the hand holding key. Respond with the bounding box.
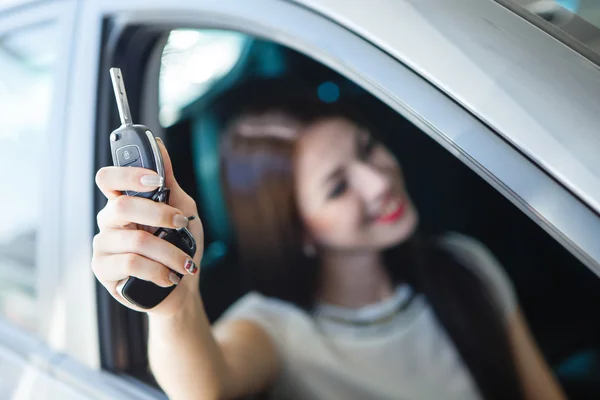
[92,68,204,315]
[93,139,204,315]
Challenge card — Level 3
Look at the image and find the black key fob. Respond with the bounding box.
[109,67,197,310]
[118,227,197,309]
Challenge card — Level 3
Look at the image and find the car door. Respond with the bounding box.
[64,0,600,399]
[0,1,83,398]
[0,1,170,399]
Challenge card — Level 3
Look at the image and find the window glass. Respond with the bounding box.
[0,21,58,332]
[552,0,600,26]
[159,29,248,127]
[505,1,600,59]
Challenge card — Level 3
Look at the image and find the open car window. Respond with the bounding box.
[151,27,600,399]
[97,3,600,397]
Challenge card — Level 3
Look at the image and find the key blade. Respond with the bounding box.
[109,67,133,126]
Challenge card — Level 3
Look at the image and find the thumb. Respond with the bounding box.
[156,137,179,190]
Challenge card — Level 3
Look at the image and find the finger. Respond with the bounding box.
[155,138,198,213]
[92,253,181,288]
[155,137,179,191]
[93,229,198,276]
[97,195,189,230]
[95,166,164,200]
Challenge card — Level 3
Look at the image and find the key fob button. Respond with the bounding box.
[117,145,141,166]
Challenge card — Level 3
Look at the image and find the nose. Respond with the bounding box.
[349,162,391,210]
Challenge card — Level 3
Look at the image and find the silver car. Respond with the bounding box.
[1,0,600,398]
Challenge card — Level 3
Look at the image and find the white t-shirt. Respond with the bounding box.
[219,233,517,400]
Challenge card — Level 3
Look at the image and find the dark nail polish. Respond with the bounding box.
[184,259,197,275]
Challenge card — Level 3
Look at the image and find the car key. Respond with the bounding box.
[108,67,197,310]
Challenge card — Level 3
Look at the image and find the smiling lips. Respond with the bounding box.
[376,196,406,224]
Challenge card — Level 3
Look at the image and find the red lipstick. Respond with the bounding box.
[376,197,406,224]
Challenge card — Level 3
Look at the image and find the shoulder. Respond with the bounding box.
[437,232,517,320]
[217,291,309,346]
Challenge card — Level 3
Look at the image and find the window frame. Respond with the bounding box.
[90,0,600,391]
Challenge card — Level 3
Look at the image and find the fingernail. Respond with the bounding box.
[184,259,197,275]
[140,175,164,187]
[155,137,163,144]
[173,214,189,228]
[168,272,181,285]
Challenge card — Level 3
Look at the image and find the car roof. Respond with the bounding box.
[294,0,600,214]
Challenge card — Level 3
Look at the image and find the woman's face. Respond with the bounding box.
[294,117,419,252]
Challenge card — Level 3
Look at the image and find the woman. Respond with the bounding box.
[92,85,567,400]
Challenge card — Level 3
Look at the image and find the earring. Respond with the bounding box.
[303,242,317,257]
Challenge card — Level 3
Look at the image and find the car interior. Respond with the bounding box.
[141,29,600,399]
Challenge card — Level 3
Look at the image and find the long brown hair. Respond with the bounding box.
[219,108,319,309]
[218,82,524,400]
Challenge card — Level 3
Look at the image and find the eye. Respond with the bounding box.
[328,178,348,199]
